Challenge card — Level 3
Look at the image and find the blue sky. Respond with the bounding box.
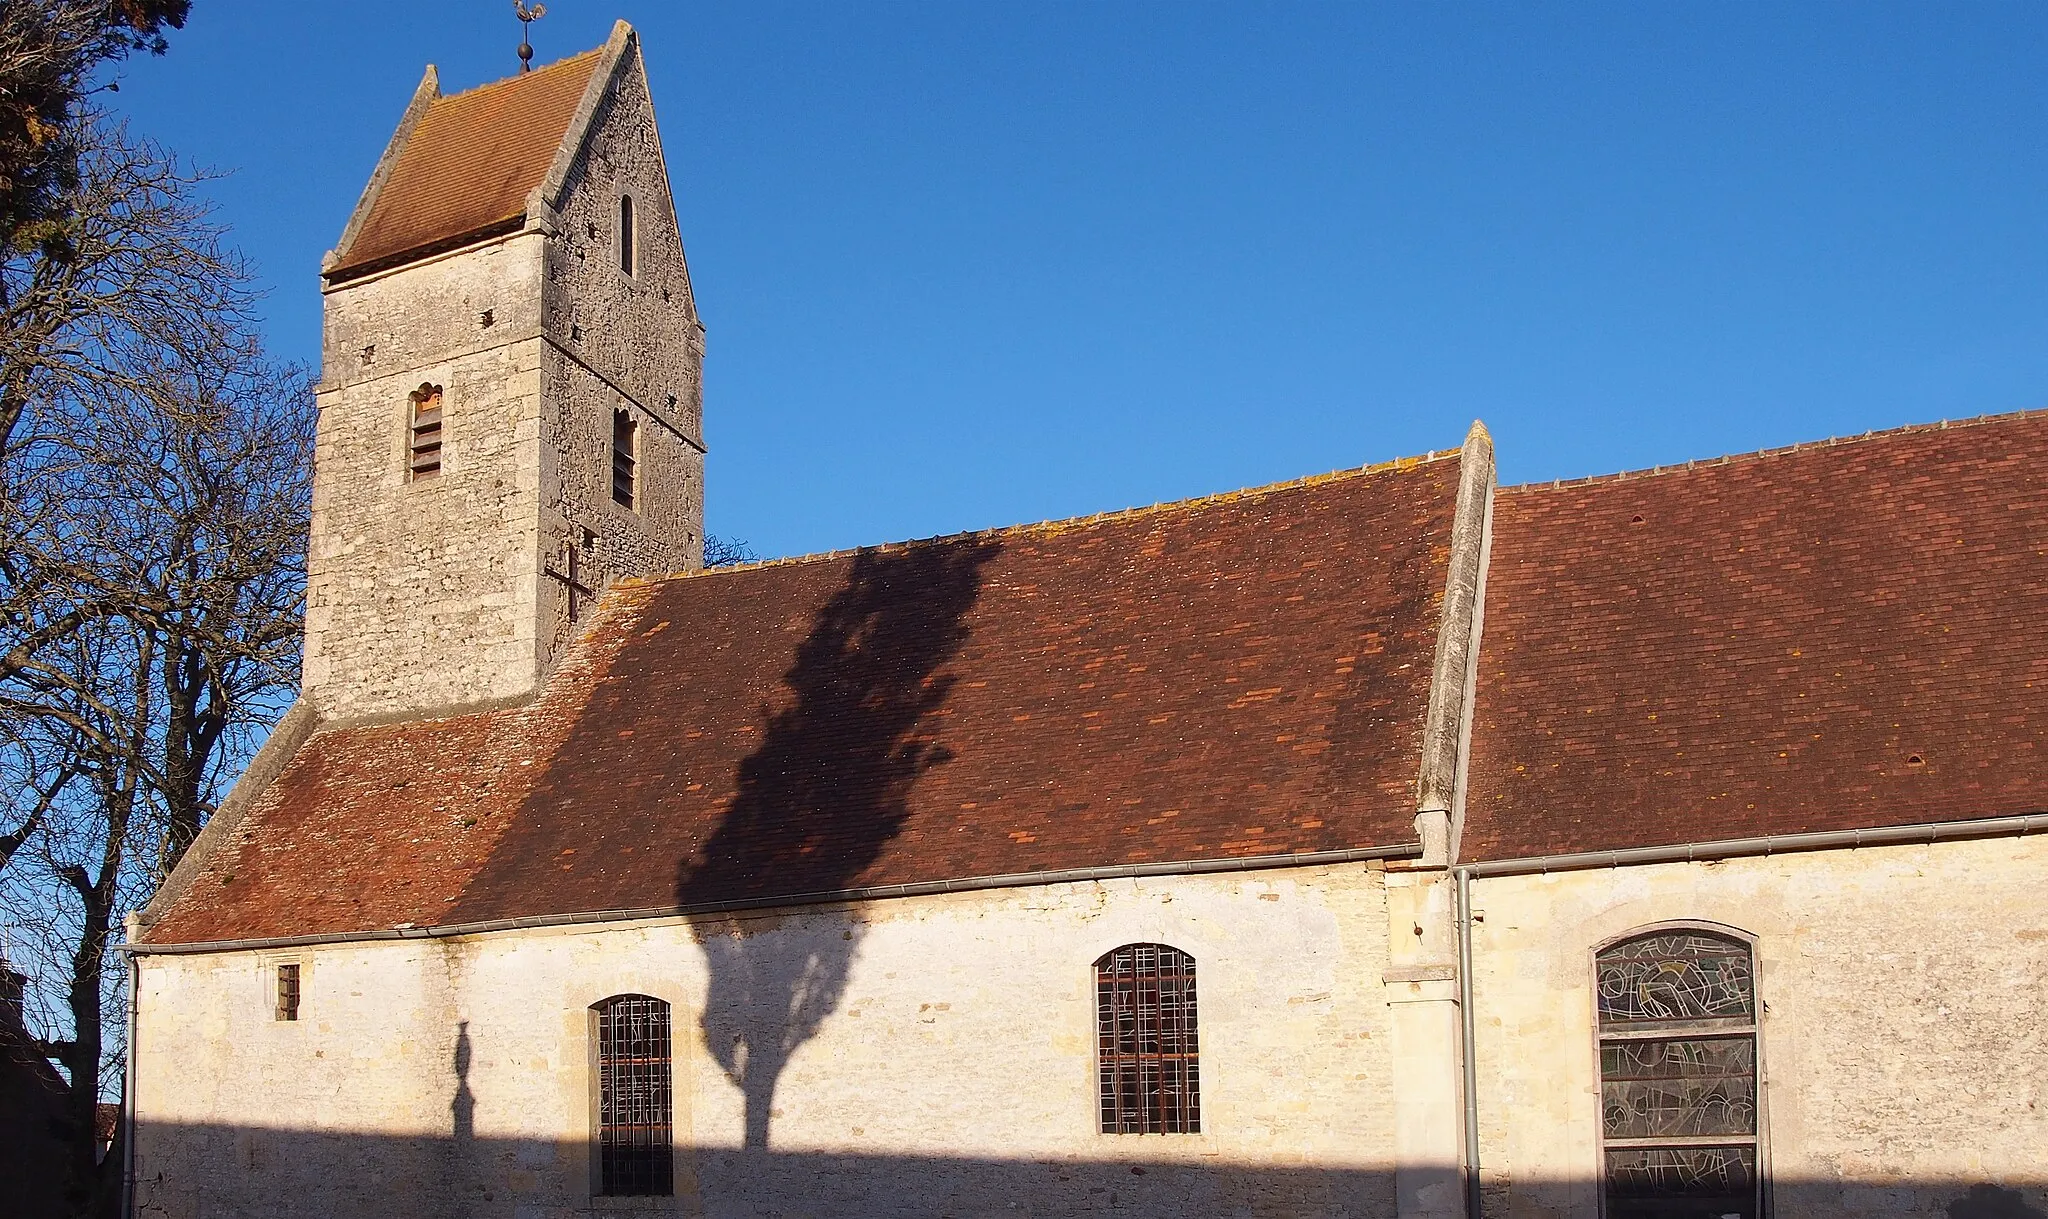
[116,2,2048,559]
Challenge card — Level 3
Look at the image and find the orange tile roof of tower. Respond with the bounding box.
[328,49,602,281]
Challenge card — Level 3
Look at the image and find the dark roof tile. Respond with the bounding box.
[1464,410,2048,860]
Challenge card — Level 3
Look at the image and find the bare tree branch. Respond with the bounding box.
[0,112,308,1217]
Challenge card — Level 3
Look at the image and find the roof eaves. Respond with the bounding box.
[322,216,528,287]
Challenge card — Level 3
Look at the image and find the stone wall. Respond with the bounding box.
[305,38,704,723]
[532,41,705,670]
[305,236,550,722]
[1466,835,2048,1219]
[131,864,1399,1219]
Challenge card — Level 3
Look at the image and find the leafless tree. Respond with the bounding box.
[1,120,254,681]
[0,115,309,1217]
[0,0,189,251]
[704,533,759,567]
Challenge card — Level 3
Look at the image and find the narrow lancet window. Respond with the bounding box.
[1596,929,1761,1219]
[611,409,637,509]
[593,994,672,1196]
[408,383,444,480]
[1096,943,1200,1133]
[619,194,636,276]
[275,963,300,1022]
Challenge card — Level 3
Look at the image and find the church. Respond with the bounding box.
[124,23,2046,1219]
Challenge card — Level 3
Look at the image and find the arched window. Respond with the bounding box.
[591,994,672,1196]
[1096,943,1200,1134]
[1595,929,1760,1219]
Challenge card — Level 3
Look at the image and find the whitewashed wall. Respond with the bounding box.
[1467,834,2048,1219]
[133,864,1400,1219]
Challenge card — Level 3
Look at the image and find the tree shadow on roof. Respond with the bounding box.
[676,538,1000,1148]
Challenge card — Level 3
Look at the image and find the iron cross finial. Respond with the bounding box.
[515,1,547,72]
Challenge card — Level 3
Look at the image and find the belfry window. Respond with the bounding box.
[611,409,637,509]
[1595,928,1761,1219]
[407,383,443,480]
[592,994,672,1197]
[618,194,636,276]
[1096,943,1201,1134]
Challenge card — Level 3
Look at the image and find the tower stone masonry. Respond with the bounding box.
[302,22,704,724]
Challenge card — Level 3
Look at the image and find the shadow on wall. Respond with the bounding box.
[125,1121,2048,1219]
[676,539,1001,1149]
[1954,1185,2048,1219]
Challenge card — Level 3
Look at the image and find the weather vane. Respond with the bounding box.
[515,1,547,72]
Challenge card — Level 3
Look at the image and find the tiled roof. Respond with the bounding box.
[142,456,1463,945]
[327,50,601,281]
[1463,410,2048,861]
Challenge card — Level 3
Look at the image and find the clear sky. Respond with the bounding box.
[114,2,2048,560]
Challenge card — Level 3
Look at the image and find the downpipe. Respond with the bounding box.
[122,939,139,1219]
[1455,868,1480,1219]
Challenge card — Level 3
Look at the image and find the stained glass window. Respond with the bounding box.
[1595,931,1760,1219]
[1096,943,1201,1134]
[593,994,672,1196]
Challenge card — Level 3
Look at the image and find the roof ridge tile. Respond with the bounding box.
[437,46,603,101]
[622,445,1463,587]
[1506,406,2047,495]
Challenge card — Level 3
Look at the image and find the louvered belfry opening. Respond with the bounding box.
[407,383,444,479]
[611,408,637,509]
[594,994,673,1196]
[1096,943,1201,1134]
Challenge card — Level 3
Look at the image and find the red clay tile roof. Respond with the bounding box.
[1463,410,2048,861]
[328,50,601,281]
[142,456,1462,945]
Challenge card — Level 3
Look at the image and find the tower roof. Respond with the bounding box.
[326,47,605,282]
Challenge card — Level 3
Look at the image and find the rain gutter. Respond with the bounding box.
[123,841,1422,957]
[1450,808,2047,1217]
[1456,812,2048,879]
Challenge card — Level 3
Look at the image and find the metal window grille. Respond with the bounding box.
[619,194,636,275]
[595,994,672,1196]
[1595,931,1760,1219]
[275,963,300,1022]
[611,409,637,509]
[1096,943,1201,1134]
[408,383,444,479]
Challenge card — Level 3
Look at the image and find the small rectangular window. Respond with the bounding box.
[408,383,444,480]
[275,963,300,1022]
[619,194,636,276]
[611,409,637,509]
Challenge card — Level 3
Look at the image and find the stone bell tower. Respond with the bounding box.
[304,21,704,723]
